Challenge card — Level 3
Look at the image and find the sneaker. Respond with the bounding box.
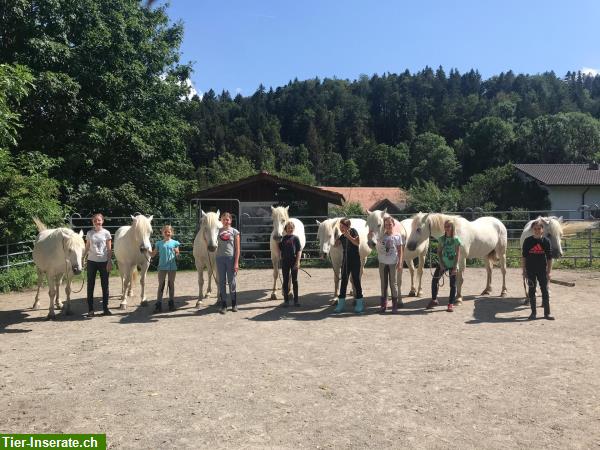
[86,310,95,318]
[153,302,162,314]
[232,305,238,312]
[544,315,555,321]
[219,306,226,315]
[447,304,454,312]
[528,313,537,321]
[426,299,439,309]
[102,308,112,316]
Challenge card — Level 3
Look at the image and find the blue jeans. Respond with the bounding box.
[216,256,237,306]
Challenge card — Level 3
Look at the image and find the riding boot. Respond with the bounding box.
[391,297,399,313]
[334,297,346,313]
[379,296,387,313]
[153,301,162,313]
[168,300,175,311]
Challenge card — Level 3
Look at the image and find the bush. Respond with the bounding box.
[0,265,38,293]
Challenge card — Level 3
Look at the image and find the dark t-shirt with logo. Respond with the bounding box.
[522,236,552,273]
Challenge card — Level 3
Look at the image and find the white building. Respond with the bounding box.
[514,163,600,219]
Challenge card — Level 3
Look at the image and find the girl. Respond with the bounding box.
[521,219,554,320]
[85,213,112,317]
[151,225,180,313]
[216,212,240,314]
[375,215,404,313]
[334,218,365,314]
[428,220,461,312]
[279,221,302,307]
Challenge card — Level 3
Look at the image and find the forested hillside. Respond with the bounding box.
[2,0,600,241]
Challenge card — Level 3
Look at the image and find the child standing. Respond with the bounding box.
[428,220,461,312]
[151,225,180,313]
[85,213,112,317]
[279,221,302,307]
[334,218,365,314]
[216,212,240,314]
[522,219,554,320]
[375,215,404,313]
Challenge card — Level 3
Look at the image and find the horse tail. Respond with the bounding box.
[33,217,47,232]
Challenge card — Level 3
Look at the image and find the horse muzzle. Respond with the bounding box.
[367,240,376,250]
[208,245,217,252]
[406,241,417,251]
[273,236,282,243]
[72,266,82,275]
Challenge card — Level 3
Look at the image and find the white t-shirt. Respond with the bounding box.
[376,234,404,265]
[86,229,112,262]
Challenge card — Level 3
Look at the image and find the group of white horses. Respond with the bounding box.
[31,207,594,319]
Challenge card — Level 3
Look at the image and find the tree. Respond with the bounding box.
[358,142,410,187]
[197,152,255,189]
[406,181,460,213]
[410,132,460,187]
[2,0,195,215]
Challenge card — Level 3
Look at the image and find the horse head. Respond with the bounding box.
[406,212,430,251]
[541,216,564,258]
[366,209,387,249]
[201,209,220,252]
[271,205,289,243]
[316,218,340,258]
[64,229,85,275]
[131,214,153,254]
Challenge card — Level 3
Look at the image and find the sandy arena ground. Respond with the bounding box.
[1,267,599,449]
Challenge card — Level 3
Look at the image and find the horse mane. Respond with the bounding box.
[272,206,290,222]
[201,211,219,230]
[132,215,153,240]
[425,213,462,236]
[60,228,85,251]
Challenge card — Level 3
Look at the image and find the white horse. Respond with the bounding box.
[315,217,370,302]
[192,209,221,306]
[269,206,306,300]
[366,210,429,297]
[114,214,153,309]
[406,213,508,304]
[32,218,85,319]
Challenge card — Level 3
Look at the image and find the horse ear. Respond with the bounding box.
[366,209,371,215]
[216,209,220,217]
[271,206,275,212]
[285,206,289,212]
[383,207,388,214]
[131,215,136,220]
[148,215,153,222]
[316,220,321,225]
[201,209,206,217]
[79,229,84,237]
[558,216,564,223]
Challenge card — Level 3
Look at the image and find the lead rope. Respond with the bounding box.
[63,238,86,294]
[429,229,447,289]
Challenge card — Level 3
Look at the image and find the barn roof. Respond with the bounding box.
[514,163,600,186]
[192,171,345,204]
[319,186,408,211]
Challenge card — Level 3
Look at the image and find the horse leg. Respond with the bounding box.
[332,266,340,304]
[64,277,73,316]
[33,269,43,310]
[499,252,508,297]
[456,260,466,305]
[481,257,493,295]
[416,254,425,297]
[206,261,213,296]
[196,266,204,307]
[407,259,416,297]
[119,270,129,309]
[270,255,279,300]
[47,276,58,320]
[140,264,148,306]
[55,274,64,310]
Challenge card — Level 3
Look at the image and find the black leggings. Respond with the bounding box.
[281,260,298,303]
[527,270,550,316]
[339,259,363,299]
[431,265,457,305]
[87,260,109,310]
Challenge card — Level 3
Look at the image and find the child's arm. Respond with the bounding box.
[295,238,302,269]
[150,243,158,258]
[234,233,240,273]
[437,242,444,270]
[396,242,404,270]
[345,229,360,247]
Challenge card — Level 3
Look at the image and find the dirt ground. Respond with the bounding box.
[0,267,599,449]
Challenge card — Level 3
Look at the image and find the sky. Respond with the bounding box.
[164,0,600,98]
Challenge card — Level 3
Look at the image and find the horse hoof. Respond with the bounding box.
[270,293,278,300]
[141,300,149,307]
[119,303,127,310]
[480,290,490,296]
[203,293,210,299]
[195,300,203,308]
[500,292,507,298]
[417,290,423,297]
[46,314,56,321]
[456,299,463,305]
[408,290,416,297]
